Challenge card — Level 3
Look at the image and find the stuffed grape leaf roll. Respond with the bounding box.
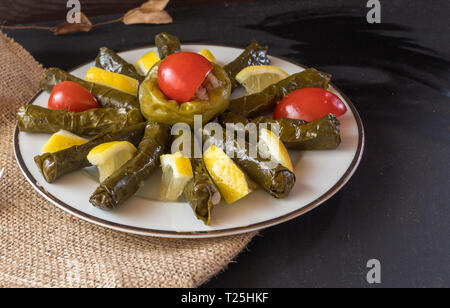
[223,40,271,91]
[203,127,296,199]
[228,68,331,117]
[40,68,140,110]
[34,123,146,183]
[17,105,143,136]
[95,47,144,82]
[173,131,221,225]
[155,32,181,59]
[219,112,341,150]
[90,122,170,210]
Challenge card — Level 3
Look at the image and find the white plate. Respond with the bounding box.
[14,44,364,238]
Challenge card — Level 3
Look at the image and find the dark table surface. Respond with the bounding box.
[4,0,449,288]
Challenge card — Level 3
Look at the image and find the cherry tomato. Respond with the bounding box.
[48,81,99,112]
[157,52,213,103]
[273,88,347,122]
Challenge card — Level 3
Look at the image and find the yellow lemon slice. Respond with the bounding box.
[235,65,290,94]
[41,130,88,153]
[198,49,216,63]
[203,145,251,204]
[259,128,294,172]
[87,141,137,182]
[85,67,139,96]
[160,152,194,201]
[134,51,160,76]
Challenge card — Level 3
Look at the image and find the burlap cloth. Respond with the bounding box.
[0,32,256,288]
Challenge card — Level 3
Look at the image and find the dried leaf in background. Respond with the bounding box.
[141,0,170,11]
[54,13,92,35]
[123,0,173,25]
[123,10,172,25]
[0,0,173,34]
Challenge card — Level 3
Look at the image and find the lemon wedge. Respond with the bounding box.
[203,145,252,204]
[258,128,294,172]
[235,65,290,94]
[41,130,88,153]
[134,51,160,76]
[160,152,194,201]
[85,67,139,96]
[198,49,216,63]
[87,141,137,182]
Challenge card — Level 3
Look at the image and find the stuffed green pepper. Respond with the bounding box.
[139,53,231,126]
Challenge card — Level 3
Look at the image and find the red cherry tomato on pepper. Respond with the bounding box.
[157,52,213,103]
[273,88,347,122]
[48,81,99,112]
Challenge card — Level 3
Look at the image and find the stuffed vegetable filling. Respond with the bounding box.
[192,72,224,101]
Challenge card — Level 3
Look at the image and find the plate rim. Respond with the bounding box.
[13,43,365,238]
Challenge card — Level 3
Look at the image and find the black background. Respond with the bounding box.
[4,0,450,287]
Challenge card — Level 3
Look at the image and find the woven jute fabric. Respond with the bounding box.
[0,31,256,288]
